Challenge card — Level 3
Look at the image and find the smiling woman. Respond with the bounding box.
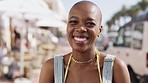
[39,1,131,83]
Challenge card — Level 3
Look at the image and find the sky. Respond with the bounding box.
[63,0,141,26]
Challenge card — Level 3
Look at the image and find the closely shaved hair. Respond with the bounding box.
[69,0,102,24]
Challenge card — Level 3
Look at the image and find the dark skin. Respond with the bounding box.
[39,1,131,83]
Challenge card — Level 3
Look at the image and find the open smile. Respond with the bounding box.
[73,36,89,44]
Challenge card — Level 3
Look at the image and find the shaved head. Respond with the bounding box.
[69,1,102,24]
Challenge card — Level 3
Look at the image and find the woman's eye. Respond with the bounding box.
[86,22,96,27]
[69,20,78,25]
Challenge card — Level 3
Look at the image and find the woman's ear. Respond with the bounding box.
[97,26,102,37]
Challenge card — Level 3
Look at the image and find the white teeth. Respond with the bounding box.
[74,37,87,41]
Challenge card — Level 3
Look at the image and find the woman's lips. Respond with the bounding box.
[74,37,87,42]
[73,36,88,44]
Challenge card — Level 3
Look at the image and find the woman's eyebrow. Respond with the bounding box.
[86,18,97,23]
[86,18,95,21]
[69,16,78,20]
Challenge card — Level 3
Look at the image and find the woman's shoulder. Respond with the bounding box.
[112,55,131,82]
[42,53,70,67]
[100,53,127,69]
[101,53,126,67]
[114,56,127,70]
[114,57,129,78]
[42,58,54,71]
[39,58,55,83]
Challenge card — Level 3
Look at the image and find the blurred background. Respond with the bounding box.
[0,0,147,83]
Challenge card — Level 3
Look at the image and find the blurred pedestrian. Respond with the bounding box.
[39,1,130,83]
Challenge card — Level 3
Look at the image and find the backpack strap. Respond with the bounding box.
[54,56,64,83]
[103,54,115,83]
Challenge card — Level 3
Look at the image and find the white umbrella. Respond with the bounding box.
[0,0,63,20]
[35,18,67,35]
[35,18,67,28]
[0,0,49,14]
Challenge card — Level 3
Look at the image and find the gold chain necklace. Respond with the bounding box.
[72,55,96,64]
[64,49,102,83]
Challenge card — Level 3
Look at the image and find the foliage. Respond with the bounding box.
[106,0,148,31]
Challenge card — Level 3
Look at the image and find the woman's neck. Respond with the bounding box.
[72,48,96,62]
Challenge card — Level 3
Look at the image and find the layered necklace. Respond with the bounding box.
[64,49,103,83]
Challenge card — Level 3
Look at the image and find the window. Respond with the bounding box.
[123,26,132,47]
[116,28,124,46]
[115,24,132,48]
[132,23,143,49]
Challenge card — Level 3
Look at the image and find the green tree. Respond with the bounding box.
[138,0,148,11]
[106,0,148,32]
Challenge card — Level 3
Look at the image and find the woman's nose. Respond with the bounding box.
[75,26,87,32]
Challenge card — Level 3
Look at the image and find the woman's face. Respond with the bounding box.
[67,4,102,52]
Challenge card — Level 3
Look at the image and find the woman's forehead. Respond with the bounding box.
[69,6,100,20]
[70,2,97,13]
[68,1,102,23]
